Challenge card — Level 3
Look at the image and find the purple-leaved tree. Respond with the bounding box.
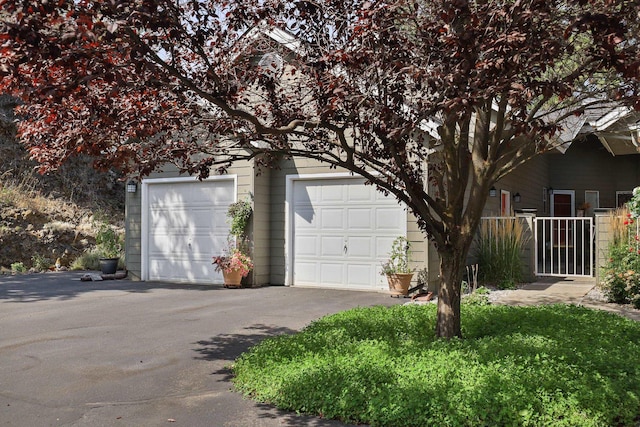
[1,0,639,337]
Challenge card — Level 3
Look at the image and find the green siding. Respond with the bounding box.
[549,138,640,210]
[485,154,550,216]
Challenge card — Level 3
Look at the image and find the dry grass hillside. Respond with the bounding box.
[0,96,125,272]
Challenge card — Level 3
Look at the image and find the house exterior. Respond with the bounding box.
[124,127,638,291]
[124,157,431,291]
[123,27,640,291]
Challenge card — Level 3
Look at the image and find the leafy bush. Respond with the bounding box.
[476,218,529,289]
[31,254,51,271]
[10,261,26,272]
[233,304,640,427]
[462,286,491,306]
[601,208,640,308]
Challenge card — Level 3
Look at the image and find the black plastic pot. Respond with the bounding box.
[99,258,119,275]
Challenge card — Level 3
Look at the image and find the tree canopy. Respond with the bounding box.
[1,0,639,337]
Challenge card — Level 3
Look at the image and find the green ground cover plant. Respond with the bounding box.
[233,304,640,427]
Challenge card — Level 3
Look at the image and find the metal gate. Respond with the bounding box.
[535,217,594,277]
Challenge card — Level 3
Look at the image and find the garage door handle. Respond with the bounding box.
[343,244,347,254]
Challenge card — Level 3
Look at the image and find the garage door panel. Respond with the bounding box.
[149,208,175,230]
[188,208,214,226]
[294,262,317,283]
[211,207,228,223]
[149,258,222,283]
[347,184,373,201]
[319,263,344,284]
[294,235,317,256]
[190,235,226,255]
[149,181,234,203]
[150,231,190,252]
[294,182,318,203]
[294,207,317,229]
[374,190,396,202]
[210,186,235,202]
[320,208,344,229]
[347,208,372,230]
[320,236,345,257]
[347,236,373,257]
[320,184,344,202]
[347,264,373,286]
[375,236,397,258]
[376,208,405,230]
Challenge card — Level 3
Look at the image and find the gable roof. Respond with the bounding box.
[238,23,640,156]
[567,106,640,155]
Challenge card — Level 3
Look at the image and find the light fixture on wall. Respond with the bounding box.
[513,192,521,203]
[126,181,138,194]
[489,186,497,197]
[548,187,554,195]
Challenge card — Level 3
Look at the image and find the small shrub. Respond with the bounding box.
[462,286,491,306]
[31,254,51,271]
[70,250,102,271]
[94,220,123,259]
[10,262,26,273]
[461,292,490,306]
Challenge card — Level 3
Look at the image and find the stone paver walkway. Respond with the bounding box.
[490,276,640,321]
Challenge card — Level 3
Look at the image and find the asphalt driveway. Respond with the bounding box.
[0,272,401,427]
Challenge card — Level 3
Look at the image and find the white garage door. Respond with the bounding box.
[144,179,234,284]
[291,177,406,290]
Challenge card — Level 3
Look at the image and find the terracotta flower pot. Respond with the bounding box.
[386,273,413,297]
[222,269,243,288]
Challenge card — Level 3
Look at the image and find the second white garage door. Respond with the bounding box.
[143,178,234,284]
[290,177,406,291]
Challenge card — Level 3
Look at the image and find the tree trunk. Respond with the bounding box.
[435,248,465,338]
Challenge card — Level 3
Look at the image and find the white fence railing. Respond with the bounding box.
[535,217,594,277]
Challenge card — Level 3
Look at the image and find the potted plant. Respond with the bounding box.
[95,221,123,275]
[381,236,413,297]
[212,241,254,288]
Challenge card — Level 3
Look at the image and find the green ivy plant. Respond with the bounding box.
[227,198,253,237]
